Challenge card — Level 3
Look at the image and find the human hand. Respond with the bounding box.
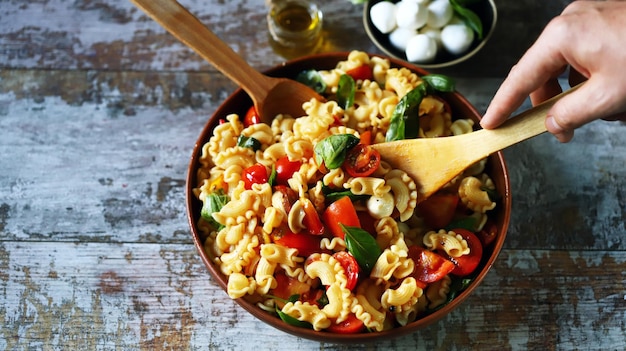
[480,1,626,142]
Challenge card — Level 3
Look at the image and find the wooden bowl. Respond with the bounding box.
[364,0,497,69]
[186,52,510,343]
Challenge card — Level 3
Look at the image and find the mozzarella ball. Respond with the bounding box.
[389,27,418,51]
[419,25,442,50]
[441,23,475,55]
[395,1,428,30]
[426,0,454,28]
[370,1,397,34]
[405,34,437,63]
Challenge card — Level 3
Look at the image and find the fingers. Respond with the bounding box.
[546,78,621,142]
[481,19,571,129]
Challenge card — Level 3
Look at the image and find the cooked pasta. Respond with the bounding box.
[194,51,499,334]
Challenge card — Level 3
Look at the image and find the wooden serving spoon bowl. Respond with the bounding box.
[372,85,580,203]
[130,0,323,122]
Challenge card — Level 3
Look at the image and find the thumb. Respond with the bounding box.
[547,79,618,140]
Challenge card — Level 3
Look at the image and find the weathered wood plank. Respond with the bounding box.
[1,242,625,350]
[0,0,575,77]
[1,72,623,249]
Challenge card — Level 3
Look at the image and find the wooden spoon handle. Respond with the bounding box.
[131,0,272,97]
[470,83,582,157]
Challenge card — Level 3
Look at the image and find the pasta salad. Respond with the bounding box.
[193,51,499,334]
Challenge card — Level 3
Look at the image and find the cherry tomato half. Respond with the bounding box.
[325,313,365,334]
[332,251,360,291]
[243,106,261,127]
[272,271,313,307]
[323,196,361,239]
[345,65,373,82]
[275,156,302,186]
[274,231,322,257]
[417,192,459,229]
[302,198,325,235]
[343,144,381,177]
[448,228,483,277]
[477,219,498,247]
[408,245,455,284]
[242,163,268,190]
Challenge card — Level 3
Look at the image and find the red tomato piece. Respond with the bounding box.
[343,144,381,177]
[302,199,325,235]
[323,196,361,239]
[417,193,459,229]
[449,228,483,277]
[243,106,261,127]
[272,272,312,306]
[332,252,360,291]
[325,313,365,334]
[242,163,268,190]
[345,65,373,81]
[274,231,322,257]
[275,156,302,186]
[408,245,455,284]
[477,219,498,247]
[359,130,372,145]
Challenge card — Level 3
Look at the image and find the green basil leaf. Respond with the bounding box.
[268,163,277,187]
[237,135,261,151]
[200,190,229,230]
[342,224,382,275]
[323,190,369,203]
[385,84,427,141]
[450,0,484,39]
[296,69,327,94]
[276,307,313,329]
[337,74,356,110]
[314,134,360,169]
[445,217,478,232]
[422,74,456,93]
[481,186,501,203]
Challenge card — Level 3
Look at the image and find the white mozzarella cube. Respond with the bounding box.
[395,1,428,30]
[426,0,454,28]
[405,33,437,63]
[441,23,475,55]
[370,1,398,34]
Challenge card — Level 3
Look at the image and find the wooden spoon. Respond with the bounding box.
[130,0,323,122]
[371,85,580,203]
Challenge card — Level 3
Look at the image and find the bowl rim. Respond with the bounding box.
[185,51,511,343]
[363,0,498,69]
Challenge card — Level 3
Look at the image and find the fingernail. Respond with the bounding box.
[546,115,563,133]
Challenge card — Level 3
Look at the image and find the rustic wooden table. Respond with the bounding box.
[1,0,625,350]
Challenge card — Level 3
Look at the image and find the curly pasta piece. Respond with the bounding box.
[426,275,452,309]
[320,236,346,251]
[423,229,470,258]
[450,118,475,136]
[218,233,259,276]
[385,68,422,98]
[345,177,390,197]
[458,176,497,213]
[227,273,257,299]
[371,249,402,282]
[254,257,277,295]
[281,302,331,331]
[352,279,387,332]
[381,277,423,313]
[323,167,349,189]
[242,123,274,147]
[261,243,302,267]
[385,169,418,222]
[370,55,391,86]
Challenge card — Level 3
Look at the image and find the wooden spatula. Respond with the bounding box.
[371,85,580,203]
[130,0,323,122]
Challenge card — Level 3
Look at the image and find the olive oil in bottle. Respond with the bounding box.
[267,0,323,58]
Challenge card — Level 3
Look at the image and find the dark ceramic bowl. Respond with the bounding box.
[364,0,497,69]
[186,52,510,343]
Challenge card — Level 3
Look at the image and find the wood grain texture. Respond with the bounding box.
[1,0,625,350]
